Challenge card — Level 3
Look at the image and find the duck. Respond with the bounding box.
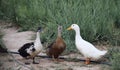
[46,25,66,61]
[67,24,107,64]
[18,27,43,64]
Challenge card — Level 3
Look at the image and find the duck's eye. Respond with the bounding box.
[59,28,61,30]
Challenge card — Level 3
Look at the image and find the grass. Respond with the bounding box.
[0,1,120,69]
[0,0,120,53]
[111,53,120,70]
[0,0,120,43]
[106,47,120,70]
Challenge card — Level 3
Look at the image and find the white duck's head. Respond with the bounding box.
[67,24,80,31]
[67,24,82,39]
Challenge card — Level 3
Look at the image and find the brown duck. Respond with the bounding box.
[46,25,66,61]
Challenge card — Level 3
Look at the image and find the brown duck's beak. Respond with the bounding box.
[67,27,73,30]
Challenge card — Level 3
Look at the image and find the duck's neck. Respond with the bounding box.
[58,31,61,38]
[75,28,82,41]
[34,32,41,46]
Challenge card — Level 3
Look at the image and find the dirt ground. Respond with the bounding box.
[0,21,109,70]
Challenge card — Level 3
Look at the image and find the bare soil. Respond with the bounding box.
[0,21,109,70]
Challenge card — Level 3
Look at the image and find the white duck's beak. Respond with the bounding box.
[67,27,73,30]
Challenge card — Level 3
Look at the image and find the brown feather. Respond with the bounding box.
[46,36,66,59]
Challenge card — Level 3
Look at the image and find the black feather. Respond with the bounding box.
[18,42,34,58]
[32,48,36,52]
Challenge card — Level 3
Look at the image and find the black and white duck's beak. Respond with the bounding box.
[37,27,42,32]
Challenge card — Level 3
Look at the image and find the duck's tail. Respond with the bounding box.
[100,50,107,56]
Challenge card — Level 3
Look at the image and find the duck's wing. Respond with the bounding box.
[18,42,34,52]
[47,41,56,48]
[18,42,35,57]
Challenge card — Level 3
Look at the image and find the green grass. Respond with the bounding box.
[111,53,120,70]
[0,0,120,52]
[0,1,120,69]
[106,47,120,70]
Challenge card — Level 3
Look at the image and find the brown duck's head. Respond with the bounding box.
[58,25,62,32]
[57,25,62,37]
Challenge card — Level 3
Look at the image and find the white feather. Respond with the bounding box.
[69,24,107,59]
[34,32,43,52]
[30,31,43,57]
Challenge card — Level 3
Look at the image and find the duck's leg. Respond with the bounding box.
[85,58,90,64]
[32,57,39,64]
[52,55,63,62]
[24,58,31,65]
[52,55,56,61]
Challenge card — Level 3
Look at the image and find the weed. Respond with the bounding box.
[0,0,120,53]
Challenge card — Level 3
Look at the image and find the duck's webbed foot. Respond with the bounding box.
[52,55,64,62]
[85,58,91,64]
[25,62,31,65]
[32,57,39,64]
[24,59,31,65]
[56,58,64,62]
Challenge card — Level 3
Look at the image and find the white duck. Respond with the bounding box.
[67,24,107,64]
[18,27,43,64]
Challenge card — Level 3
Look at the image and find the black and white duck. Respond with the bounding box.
[18,27,43,64]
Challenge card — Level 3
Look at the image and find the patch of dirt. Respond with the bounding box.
[0,21,109,70]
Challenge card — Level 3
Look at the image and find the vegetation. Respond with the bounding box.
[0,0,120,51]
[0,0,120,69]
[110,53,120,70]
[107,47,120,70]
[0,0,120,52]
